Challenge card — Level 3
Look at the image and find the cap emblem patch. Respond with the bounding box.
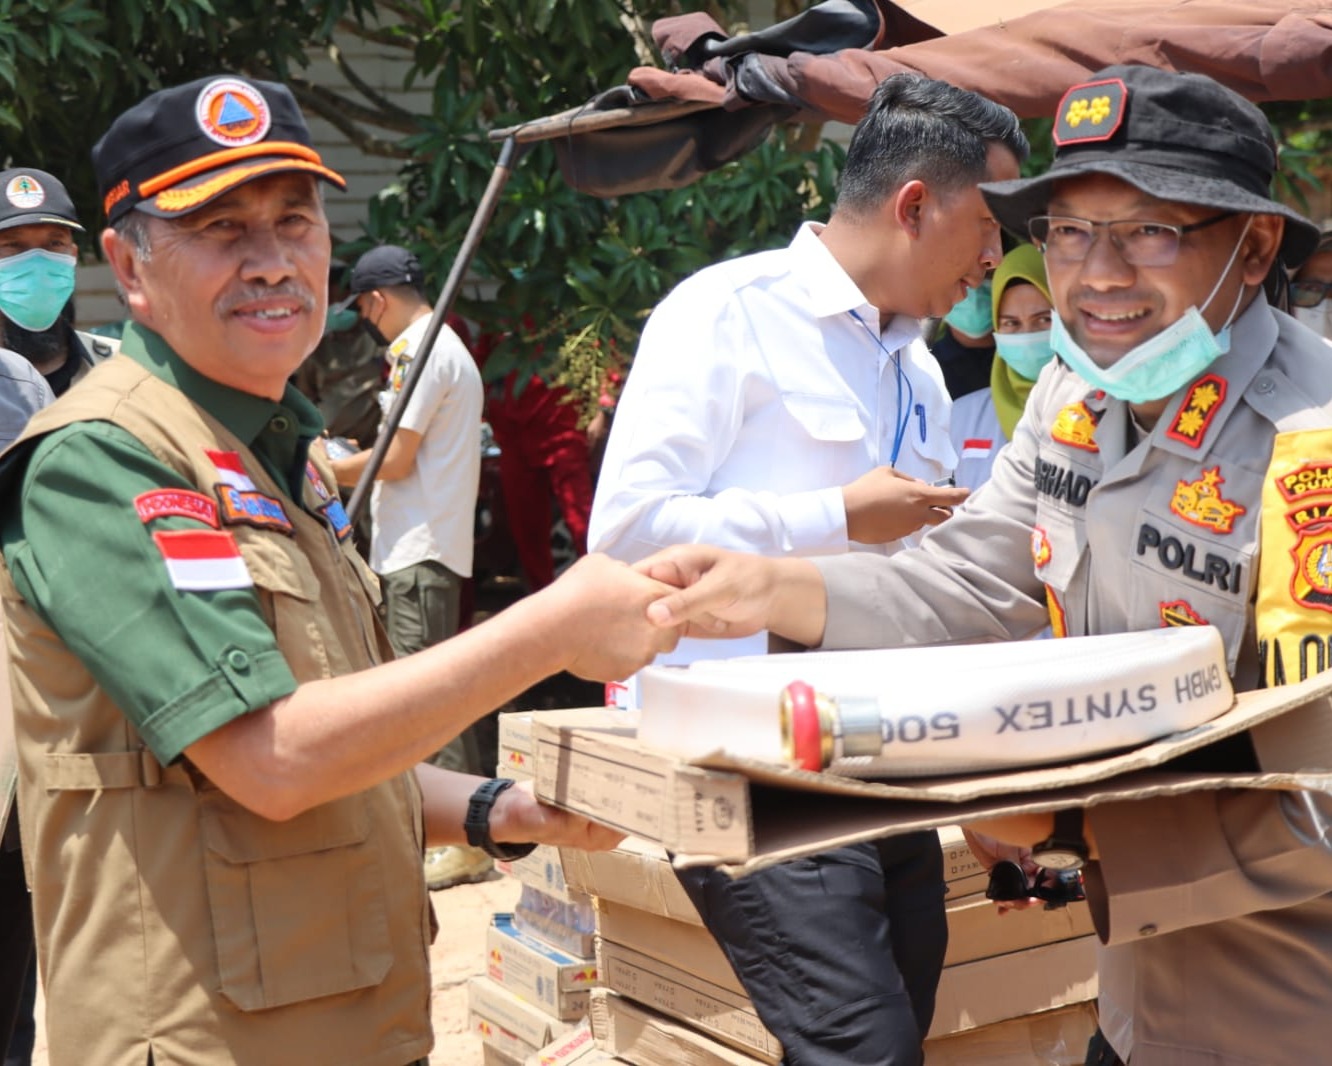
[196,78,271,148]
[6,174,45,209]
[1054,78,1127,147]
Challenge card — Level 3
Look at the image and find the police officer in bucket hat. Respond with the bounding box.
[638,64,1332,1066]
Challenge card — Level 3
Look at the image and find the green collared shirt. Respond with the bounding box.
[0,324,327,764]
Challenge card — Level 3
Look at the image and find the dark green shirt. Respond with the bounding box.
[0,323,327,764]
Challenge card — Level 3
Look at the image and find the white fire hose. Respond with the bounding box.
[637,627,1233,777]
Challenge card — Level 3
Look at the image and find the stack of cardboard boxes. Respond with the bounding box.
[466,713,603,1066]
[479,710,1100,1064]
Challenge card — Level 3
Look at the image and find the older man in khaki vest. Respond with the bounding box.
[0,74,677,1066]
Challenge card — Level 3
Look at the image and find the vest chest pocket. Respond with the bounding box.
[236,535,332,679]
[198,788,394,1011]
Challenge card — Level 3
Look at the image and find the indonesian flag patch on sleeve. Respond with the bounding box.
[153,529,253,591]
[205,449,257,491]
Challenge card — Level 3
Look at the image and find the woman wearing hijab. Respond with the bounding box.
[948,243,1054,488]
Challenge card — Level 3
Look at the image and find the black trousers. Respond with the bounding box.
[674,832,947,1066]
[1085,1028,1127,1066]
[0,810,35,1058]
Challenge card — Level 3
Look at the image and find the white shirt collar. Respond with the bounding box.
[791,221,922,353]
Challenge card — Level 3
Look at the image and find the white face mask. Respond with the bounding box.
[1050,216,1252,404]
[1293,302,1332,340]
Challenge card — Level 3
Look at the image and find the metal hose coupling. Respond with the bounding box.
[780,681,883,771]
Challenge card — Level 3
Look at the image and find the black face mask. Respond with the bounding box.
[358,315,390,348]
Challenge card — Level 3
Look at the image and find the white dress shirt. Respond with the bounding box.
[947,387,1005,491]
[591,222,956,687]
[591,222,956,564]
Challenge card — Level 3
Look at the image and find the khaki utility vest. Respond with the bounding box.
[1,356,433,1066]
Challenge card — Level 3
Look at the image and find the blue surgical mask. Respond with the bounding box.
[1049,217,1252,404]
[943,279,993,339]
[0,248,77,332]
[993,329,1054,381]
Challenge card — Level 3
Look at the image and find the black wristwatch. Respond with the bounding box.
[1031,808,1088,871]
[464,778,537,861]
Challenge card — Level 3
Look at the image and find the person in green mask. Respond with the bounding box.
[0,167,118,397]
[929,274,996,398]
[948,243,1054,488]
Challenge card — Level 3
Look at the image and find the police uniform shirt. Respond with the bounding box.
[0,322,317,765]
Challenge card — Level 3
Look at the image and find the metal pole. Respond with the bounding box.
[347,135,522,524]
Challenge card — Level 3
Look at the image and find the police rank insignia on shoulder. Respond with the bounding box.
[1159,599,1208,627]
[205,448,294,534]
[1053,77,1127,146]
[1050,401,1101,452]
[1165,375,1226,448]
[1169,466,1246,533]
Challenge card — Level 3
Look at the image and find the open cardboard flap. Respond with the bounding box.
[533,670,1332,876]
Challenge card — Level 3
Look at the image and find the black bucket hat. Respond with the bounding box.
[981,64,1320,268]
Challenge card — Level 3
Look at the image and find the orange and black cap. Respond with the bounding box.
[92,74,346,226]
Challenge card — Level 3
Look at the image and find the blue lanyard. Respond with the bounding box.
[849,310,914,466]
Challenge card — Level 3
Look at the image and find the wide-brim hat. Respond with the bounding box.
[981,65,1320,268]
[93,74,345,225]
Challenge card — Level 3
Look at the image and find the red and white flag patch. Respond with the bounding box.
[960,438,993,459]
[153,529,253,590]
[205,449,257,491]
[135,489,219,528]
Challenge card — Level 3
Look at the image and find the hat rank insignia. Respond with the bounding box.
[1170,466,1246,533]
[196,78,271,148]
[1050,400,1101,452]
[1054,77,1127,147]
[1166,374,1226,449]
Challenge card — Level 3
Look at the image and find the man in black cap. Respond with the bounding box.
[0,73,678,1066]
[0,167,118,396]
[640,64,1332,1065]
[328,244,490,891]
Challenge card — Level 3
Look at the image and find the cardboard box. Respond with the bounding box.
[943,893,1095,967]
[499,845,578,903]
[597,939,783,1063]
[533,668,1332,873]
[590,989,772,1066]
[929,936,1098,1039]
[487,913,599,1020]
[482,1043,526,1066]
[565,827,983,925]
[525,1021,622,1065]
[469,975,572,1050]
[515,883,597,958]
[923,1002,1099,1065]
[595,899,741,995]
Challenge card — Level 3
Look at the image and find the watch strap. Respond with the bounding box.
[464,777,537,861]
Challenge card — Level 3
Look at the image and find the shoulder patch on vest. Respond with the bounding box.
[135,488,219,528]
[153,529,253,591]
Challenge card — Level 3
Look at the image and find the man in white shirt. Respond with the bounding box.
[330,244,487,888]
[590,74,1027,1065]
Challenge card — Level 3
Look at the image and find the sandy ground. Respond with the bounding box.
[30,872,524,1066]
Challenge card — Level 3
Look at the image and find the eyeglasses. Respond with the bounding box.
[985,860,1086,910]
[1028,211,1236,267]
[1290,279,1332,308]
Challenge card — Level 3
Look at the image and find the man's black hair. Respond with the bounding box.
[836,74,1028,217]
